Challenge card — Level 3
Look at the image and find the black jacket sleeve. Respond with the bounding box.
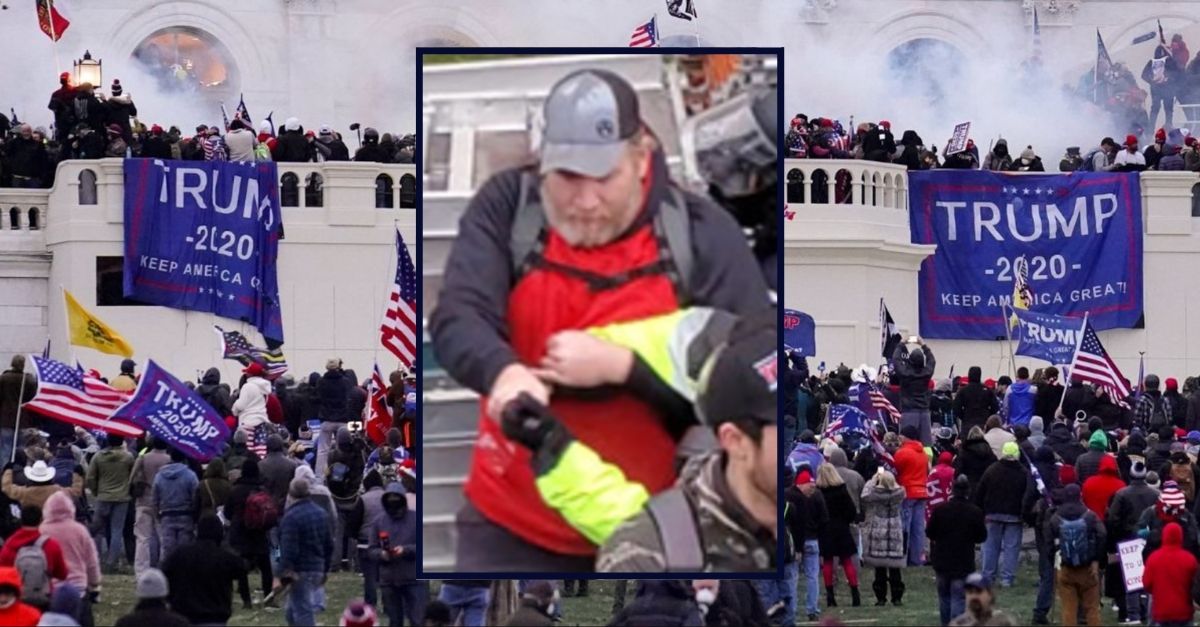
[682,191,772,313]
[428,169,524,394]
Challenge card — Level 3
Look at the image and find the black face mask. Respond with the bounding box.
[384,498,407,518]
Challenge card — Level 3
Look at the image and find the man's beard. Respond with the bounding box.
[968,599,985,615]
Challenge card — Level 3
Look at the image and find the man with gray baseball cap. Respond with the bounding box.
[431,65,771,571]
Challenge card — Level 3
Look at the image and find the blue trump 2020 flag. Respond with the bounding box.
[110,360,231,462]
[1011,308,1085,365]
[909,170,1143,339]
[783,309,816,356]
[122,159,284,343]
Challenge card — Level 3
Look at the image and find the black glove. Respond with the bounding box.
[501,393,574,474]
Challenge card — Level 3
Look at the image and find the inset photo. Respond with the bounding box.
[421,50,781,575]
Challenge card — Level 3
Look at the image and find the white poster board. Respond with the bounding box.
[945,121,971,155]
[1118,538,1146,592]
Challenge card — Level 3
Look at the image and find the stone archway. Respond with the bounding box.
[869,9,990,61]
[885,38,966,108]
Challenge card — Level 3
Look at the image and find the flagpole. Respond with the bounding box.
[1058,313,1090,420]
[1001,303,1017,379]
[60,285,76,367]
[45,0,62,76]
[12,359,28,463]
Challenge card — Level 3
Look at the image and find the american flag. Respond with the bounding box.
[214,326,288,379]
[380,229,417,369]
[246,423,271,459]
[629,16,659,48]
[24,356,144,438]
[365,363,392,446]
[869,383,902,427]
[1070,321,1133,408]
[822,404,870,441]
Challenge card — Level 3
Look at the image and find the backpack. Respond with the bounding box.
[1172,462,1196,502]
[1058,516,1095,567]
[1077,148,1103,172]
[327,461,353,498]
[266,393,284,425]
[243,489,279,531]
[15,536,51,607]
[1148,395,1172,430]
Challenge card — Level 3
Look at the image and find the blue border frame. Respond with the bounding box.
[416,46,785,581]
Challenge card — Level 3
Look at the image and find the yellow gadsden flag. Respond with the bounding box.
[64,289,134,358]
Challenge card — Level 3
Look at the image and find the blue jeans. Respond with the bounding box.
[157,515,194,564]
[285,571,324,626]
[982,520,1022,586]
[92,501,129,567]
[936,575,965,626]
[1034,543,1055,621]
[754,561,798,627]
[438,584,490,627]
[800,539,821,617]
[382,582,427,626]
[900,499,926,566]
[0,428,14,466]
[360,548,379,607]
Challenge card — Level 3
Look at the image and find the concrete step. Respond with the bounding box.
[423,438,474,480]
[423,475,467,518]
[422,513,457,572]
[423,388,480,436]
[421,194,469,233]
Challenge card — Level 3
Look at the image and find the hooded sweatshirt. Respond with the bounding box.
[232,377,272,430]
[161,515,247,624]
[894,439,929,498]
[1028,416,1046,449]
[196,368,232,416]
[1082,455,1126,519]
[39,492,99,594]
[1143,522,1197,623]
[86,446,133,502]
[826,447,865,510]
[0,567,42,626]
[0,526,68,584]
[366,484,417,583]
[1003,380,1036,427]
[285,464,337,523]
[196,458,231,520]
[152,462,198,516]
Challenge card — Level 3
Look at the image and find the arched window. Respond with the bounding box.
[400,174,417,209]
[28,208,40,230]
[78,169,97,205]
[131,27,239,101]
[1192,183,1200,218]
[280,173,300,208]
[305,173,324,208]
[8,207,20,230]
[376,174,395,209]
[786,168,804,204]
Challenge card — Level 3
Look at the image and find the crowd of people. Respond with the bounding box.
[0,74,415,189]
[784,342,1200,626]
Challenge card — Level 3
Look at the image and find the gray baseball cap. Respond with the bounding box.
[540,69,641,178]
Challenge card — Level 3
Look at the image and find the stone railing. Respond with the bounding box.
[0,189,50,233]
[785,158,909,211]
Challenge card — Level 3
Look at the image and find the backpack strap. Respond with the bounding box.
[652,186,693,305]
[646,489,704,571]
[510,171,547,281]
[33,535,48,550]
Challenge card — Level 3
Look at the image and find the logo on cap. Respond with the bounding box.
[595,119,615,139]
[753,354,778,392]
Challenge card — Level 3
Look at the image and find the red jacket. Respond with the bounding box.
[0,527,69,584]
[0,567,39,626]
[1082,456,1126,519]
[894,440,929,499]
[1144,522,1197,622]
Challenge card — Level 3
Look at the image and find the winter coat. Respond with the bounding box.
[226,474,270,557]
[1061,381,1097,422]
[926,462,957,513]
[1143,522,1197,623]
[315,138,350,162]
[1045,497,1106,566]
[0,567,41,626]
[1034,385,1064,424]
[1107,479,1159,541]
[0,526,68,582]
[894,440,929,498]
[895,131,926,171]
[954,380,998,432]
[955,437,997,496]
[1165,390,1189,428]
[285,465,338,524]
[224,128,257,162]
[279,497,333,574]
[1081,456,1126,521]
[1,469,82,511]
[0,368,35,430]
[787,442,824,476]
[353,141,391,164]
[1047,422,1086,465]
[982,140,1013,171]
[5,136,50,180]
[195,459,232,520]
[974,458,1030,519]
[366,485,417,583]
[784,486,827,544]
[271,130,311,163]
[152,462,198,516]
[1075,449,1109,486]
[860,481,907,568]
[1158,145,1186,171]
[891,344,936,411]
[505,600,554,627]
[817,484,858,557]
[161,516,246,624]
[608,580,705,627]
[1009,156,1046,172]
[140,135,172,159]
[85,447,133,502]
[1138,503,1200,559]
[104,94,137,141]
[130,449,170,508]
[826,447,865,511]
[39,491,100,594]
[258,451,298,512]
[317,370,351,423]
[113,600,190,627]
[984,428,1016,460]
[926,494,987,578]
[1028,416,1047,450]
[232,377,272,430]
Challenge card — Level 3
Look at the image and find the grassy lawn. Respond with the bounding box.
[90,562,1127,626]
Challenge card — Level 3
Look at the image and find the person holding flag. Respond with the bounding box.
[891,337,937,446]
[0,357,36,467]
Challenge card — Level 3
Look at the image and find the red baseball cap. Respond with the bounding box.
[938,451,953,465]
[984,378,996,389]
[795,469,813,486]
[1167,377,1179,391]
[243,362,265,377]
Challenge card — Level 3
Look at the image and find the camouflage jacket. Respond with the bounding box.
[596,449,776,572]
